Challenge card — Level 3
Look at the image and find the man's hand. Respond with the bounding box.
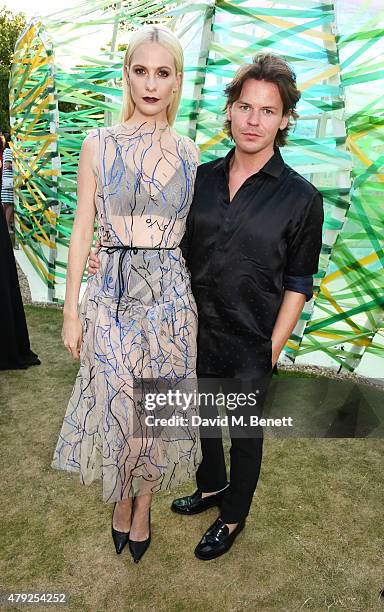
[88,240,101,277]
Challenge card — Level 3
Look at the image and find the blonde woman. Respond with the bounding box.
[52,25,201,563]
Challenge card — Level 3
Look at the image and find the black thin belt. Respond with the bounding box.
[99,244,177,324]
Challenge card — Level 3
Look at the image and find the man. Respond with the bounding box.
[170,52,323,560]
[88,53,323,560]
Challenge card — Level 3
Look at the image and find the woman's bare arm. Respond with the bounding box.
[62,136,97,357]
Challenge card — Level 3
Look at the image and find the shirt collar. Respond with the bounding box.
[213,146,285,179]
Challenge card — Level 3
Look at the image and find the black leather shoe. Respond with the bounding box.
[171,487,228,516]
[194,517,245,560]
[111,502,130,555]
[129,509,151,563]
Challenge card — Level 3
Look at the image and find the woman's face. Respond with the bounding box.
[126,42,182,122]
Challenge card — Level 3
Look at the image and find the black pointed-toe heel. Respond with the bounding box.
[129,508,151,563]
[111,501,130,555]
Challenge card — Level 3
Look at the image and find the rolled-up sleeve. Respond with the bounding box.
[285,190,324,276]
[283,274,313,301]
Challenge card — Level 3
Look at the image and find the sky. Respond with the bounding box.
[2,0,80,19]
[3,0,114,66]
[4,0,383,25]
[4,0,384,19]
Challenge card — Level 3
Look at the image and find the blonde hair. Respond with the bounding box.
[120,25,184,125]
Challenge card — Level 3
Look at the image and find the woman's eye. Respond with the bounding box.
[134,68,145,75]
[158,70,170,78]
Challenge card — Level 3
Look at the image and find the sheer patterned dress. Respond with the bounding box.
[52,122,201,502]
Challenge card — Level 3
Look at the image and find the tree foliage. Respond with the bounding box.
[0,5,26,130]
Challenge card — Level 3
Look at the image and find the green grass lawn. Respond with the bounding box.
[0,305,383,611]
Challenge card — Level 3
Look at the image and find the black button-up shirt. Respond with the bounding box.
[181,147,324,377]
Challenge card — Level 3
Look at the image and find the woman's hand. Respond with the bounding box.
[87,240,101,277]
[62,313,83,359]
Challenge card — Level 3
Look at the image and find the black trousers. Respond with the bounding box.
[195,373,271,523]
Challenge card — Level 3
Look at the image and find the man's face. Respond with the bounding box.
[227,79,289,155]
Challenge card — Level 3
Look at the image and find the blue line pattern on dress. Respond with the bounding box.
[51,123,201,501]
